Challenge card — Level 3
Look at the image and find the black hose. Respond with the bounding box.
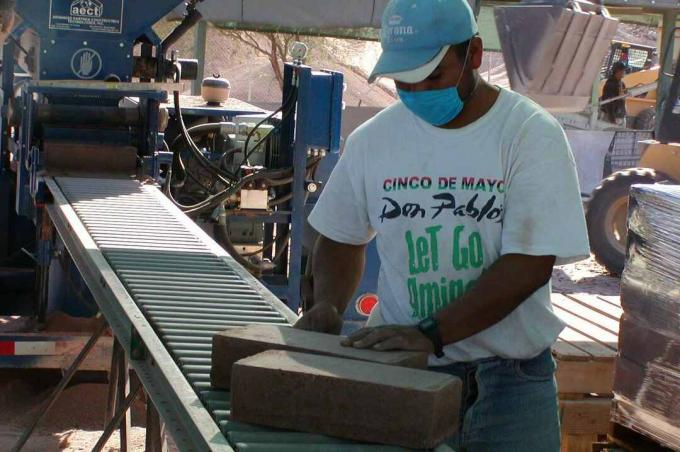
[265,176,294,187]
[169,122,230,150]
[167,171,254,214]
[161,8,203,57]
[268,193,293,207]
[172,89,238,183]
[243,84,298,165]
[266,158,321,206]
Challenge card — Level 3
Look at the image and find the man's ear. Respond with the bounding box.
[469,36,484,71]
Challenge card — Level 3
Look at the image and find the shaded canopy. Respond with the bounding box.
[174,0,391,29]
[173,0,671,32]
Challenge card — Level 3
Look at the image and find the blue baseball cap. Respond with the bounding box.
[369,0,478,84]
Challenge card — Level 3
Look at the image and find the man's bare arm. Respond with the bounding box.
[435,253,555,345]
[294,235,366,334]
[343,254,555,351]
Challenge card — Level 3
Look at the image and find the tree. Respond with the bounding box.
[218,30,296,89]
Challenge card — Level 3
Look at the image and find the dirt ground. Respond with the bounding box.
[0,371,177,451]
[552,254,621,297]
[0,256,618,451]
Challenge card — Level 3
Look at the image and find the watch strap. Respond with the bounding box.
[417,317,445,358]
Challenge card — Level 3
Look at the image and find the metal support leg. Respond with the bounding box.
[116,342,131,452]
[104,338,131,450]
[92,379,142,452]
[0,174,9,259]
[146,399,168,452]
[105,339,122,425]
[34,207,54,323]
[11,316,107,452]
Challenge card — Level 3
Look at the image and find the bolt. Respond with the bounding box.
[50,39,55,45]
[83,41,88,46]
[119,42,124,48]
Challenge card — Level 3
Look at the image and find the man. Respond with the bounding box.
[601,61,628,125]
[296,0,589,450]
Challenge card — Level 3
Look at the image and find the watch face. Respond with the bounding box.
[421,318,437,331]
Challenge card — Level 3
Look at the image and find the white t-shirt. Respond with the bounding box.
[308,88,590,363]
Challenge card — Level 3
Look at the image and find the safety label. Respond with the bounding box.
[71,48,103,79]
[49,0,125,34]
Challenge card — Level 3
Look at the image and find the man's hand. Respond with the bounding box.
[294,302,343,335]
[342,325,434,353]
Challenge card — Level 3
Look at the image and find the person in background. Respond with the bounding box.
[601,61,628,126]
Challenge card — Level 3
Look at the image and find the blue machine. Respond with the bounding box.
[0,0,376,343]
[12,0,201,82]
[0,2,385,449]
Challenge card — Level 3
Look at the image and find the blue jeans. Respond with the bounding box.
[430,349,560,452]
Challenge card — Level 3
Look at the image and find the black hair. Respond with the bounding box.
[612,61,627,74]
[452,34,478,60]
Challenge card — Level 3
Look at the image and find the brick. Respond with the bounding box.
[210,324,428,389]
[231,350,462,449]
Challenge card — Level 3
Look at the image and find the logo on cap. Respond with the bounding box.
[388,15,403,26]
[384,16,415,44]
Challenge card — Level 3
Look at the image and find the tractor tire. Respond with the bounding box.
[632,107,656,130]
[586,168,659,276]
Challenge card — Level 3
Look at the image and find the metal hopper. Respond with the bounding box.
[495,0,619,112]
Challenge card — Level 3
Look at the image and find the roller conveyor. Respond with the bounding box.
[44,176,408,451]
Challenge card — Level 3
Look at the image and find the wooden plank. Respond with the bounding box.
[561,293,623,322]
[596,295,622,307]
[560,399,613,435]
[560,293,624,321]
[553,305,618,351]
[553,340,591,360]
[609,422,676,452]
[557,326,616,359]
[556,359,615,394]
[561,434,599,452]
[553,294,621,335]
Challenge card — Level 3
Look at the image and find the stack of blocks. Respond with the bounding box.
[211,324,463,449]
[613,185,680,449]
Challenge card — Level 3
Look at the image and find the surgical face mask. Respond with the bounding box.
[397,87,464,126]
[397,44,472,126]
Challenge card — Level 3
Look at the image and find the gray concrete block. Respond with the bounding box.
[230,350,461,449]
[211,324,429,389]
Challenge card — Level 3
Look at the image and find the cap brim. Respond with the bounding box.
[368,45,448,84]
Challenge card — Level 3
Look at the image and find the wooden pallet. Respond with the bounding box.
[592,422,676,452]
[551,293,623,452]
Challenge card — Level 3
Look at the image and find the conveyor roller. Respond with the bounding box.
[45,176,403,451]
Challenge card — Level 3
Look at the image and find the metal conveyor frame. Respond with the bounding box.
[43,176,298,451]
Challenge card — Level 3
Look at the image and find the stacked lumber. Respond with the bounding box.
[613,184,680,450]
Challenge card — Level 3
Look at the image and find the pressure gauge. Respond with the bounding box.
[290,42,309,62]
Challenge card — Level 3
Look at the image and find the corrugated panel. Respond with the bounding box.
[56,177,411,451]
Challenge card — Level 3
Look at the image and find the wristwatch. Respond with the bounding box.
[417,316,445,358]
